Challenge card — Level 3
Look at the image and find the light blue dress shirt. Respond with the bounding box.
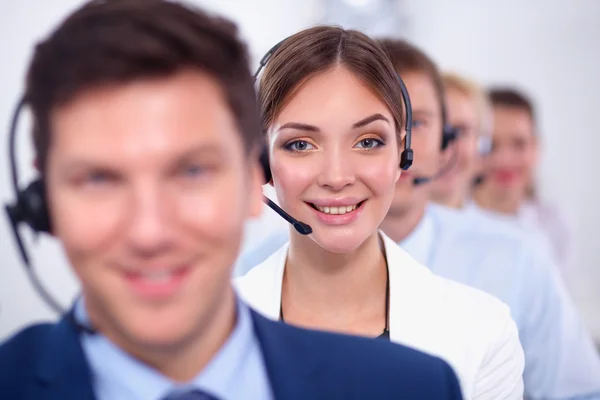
[234,203,600,399]
[74,297,274,400]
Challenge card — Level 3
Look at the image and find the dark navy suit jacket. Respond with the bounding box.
[0,308,463,399]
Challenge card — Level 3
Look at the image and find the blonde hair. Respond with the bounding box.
[442,71,493,138]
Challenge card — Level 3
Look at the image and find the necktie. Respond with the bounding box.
[162,389,220,400]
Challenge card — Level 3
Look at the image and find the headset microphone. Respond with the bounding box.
[263,196,312,235]
[412,142,458,186]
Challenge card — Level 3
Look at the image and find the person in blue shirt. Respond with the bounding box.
[378,39,600,399]
[471,87,577,277]
[235,37,600,399]
[0,2,465,400]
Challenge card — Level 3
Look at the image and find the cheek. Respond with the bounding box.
[270,156,315,207]
[178,173,248,240]
[48,187,126,256]
[458,138,478,167]
[412,134,441,167]
[359,156,399,197]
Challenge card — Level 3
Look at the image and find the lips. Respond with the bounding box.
[493,169,519,184]
[123,265,191,299]
[305,200,366,225]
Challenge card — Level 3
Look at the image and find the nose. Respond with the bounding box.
[124,181,173,256]
[316,149,356,191]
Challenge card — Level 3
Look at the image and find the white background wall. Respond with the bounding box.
[1,0,598,341]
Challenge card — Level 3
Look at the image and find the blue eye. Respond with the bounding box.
[85,171,111,185]
[182,164,205,177]
[355,138,384,149]
[412,119,425,129]
[284,140,314,152]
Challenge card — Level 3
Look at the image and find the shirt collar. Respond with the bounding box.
[75,295,255,400]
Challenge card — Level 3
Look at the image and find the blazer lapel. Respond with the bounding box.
[250,310,328,400]
[234,243,288,320]
[34,316,96,400]
[383,233,439,346]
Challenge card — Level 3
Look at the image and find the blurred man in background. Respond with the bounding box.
[473,88,576,276]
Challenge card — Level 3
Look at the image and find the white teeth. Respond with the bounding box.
[316,204,358,215]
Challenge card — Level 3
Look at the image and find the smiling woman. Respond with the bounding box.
[235,26,525,400]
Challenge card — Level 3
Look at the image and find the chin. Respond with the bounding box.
[107,300,205,352]
[309,226,373,254]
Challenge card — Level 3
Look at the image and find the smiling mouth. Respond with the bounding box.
[307,200,366,215]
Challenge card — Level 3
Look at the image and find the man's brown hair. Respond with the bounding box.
[25,0,261,175]
[488,87,536,130]
[377,38,445,119]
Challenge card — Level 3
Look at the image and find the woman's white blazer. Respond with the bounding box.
[234,232,525,400]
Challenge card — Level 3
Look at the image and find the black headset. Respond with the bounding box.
[6,99,51,256]
[254,39,414,185]
[440,105,458,151]
[5,97,63,313]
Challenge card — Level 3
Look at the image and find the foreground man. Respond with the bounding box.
[0,1,464,399]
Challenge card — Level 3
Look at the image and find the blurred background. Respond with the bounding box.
[1,0,598,345]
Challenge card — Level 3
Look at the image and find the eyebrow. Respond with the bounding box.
[279,113,390,133]
[352,113,390,129]
[413,110,436,118]
[59,143,227,175]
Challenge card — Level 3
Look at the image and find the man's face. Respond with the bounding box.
[46,71,262,350]
[388,70,443,217]
[481,105,537,200]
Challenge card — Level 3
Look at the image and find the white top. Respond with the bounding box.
[234,232,525,400]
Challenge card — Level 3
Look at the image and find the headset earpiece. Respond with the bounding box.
[6,178,51,234]
[259,146,272,184]
[400,148,413,170]
[441,124,458,151]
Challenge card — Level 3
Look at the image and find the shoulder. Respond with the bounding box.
[0,323,55,393]
[252,310,462,399]
[233,244,288,318]
[234,242,286,292]
[233,229,290,277]
[385,233,524,394]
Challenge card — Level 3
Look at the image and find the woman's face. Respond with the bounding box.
[482,105,538,200]
[267,66,401,253]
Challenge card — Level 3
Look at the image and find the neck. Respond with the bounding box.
[282,231,387,336]
[432,191,464,209]
[86,286,236,382]
[473,186,522,215]
[380,202,426,243]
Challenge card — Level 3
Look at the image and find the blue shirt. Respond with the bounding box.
[74,297,274,400]
[234,203,600,399]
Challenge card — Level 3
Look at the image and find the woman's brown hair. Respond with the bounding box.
[258,26,405,143]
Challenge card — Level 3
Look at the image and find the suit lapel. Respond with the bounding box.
[250,310,329,400]
[34,316,96,400]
